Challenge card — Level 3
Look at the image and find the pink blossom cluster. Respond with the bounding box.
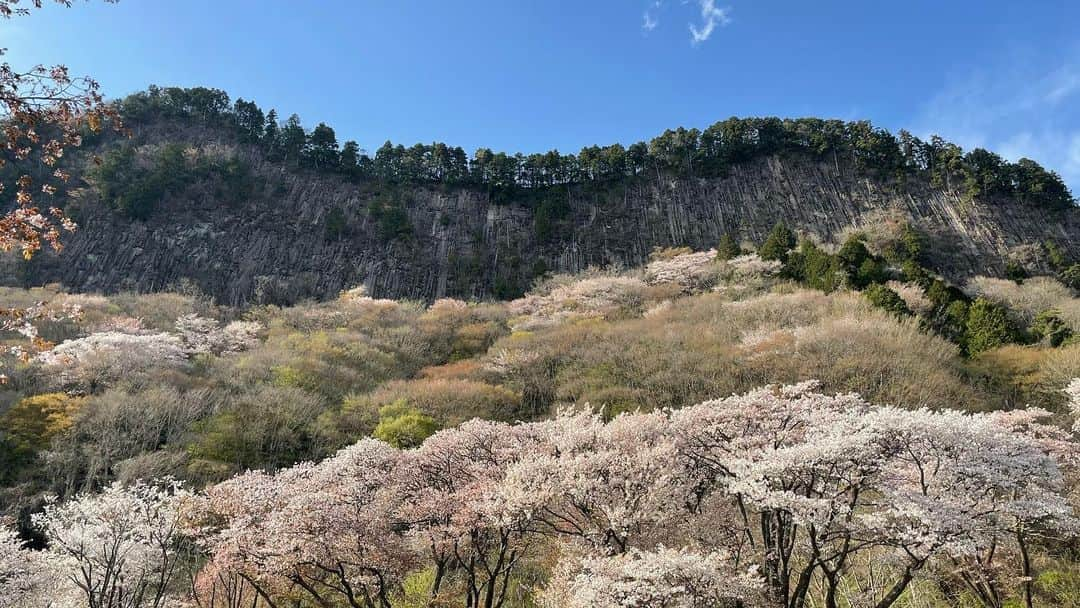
[174,314,262,356]
[181,382,1077,608]
[507,275,649,331]
[18,480,192,608]
[6,383,1078,608]
[644,249,721,291]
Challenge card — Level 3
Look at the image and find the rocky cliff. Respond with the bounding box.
[4,129,1078,305]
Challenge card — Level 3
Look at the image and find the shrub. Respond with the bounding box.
[509,274,650,331]
[785,240,842,292]
[1032,309,1073,347]
[1005,260,1029,283]
[325,206,347,239]
[371,401,439,448]
[1061,263,1080,291]
[44,387,214,492]
[965,297,1017,355]
[345,378,524,427]
[759,222,795,261]
[0,393,82,453]
[965,276,1080,330]
[715,233,740,260]
[187,385,329,477]
[864,284,910,317]
[885,280,932,316]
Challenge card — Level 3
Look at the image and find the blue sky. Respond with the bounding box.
[3,0,1079,190]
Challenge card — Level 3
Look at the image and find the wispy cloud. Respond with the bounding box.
[641,0,732,44]
[689,0,731,45]
[642,1,662,33]
[642,10,658,32]
[911,49,1080,193]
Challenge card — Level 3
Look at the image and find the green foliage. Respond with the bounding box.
[759,222,796,261]
[965,297,1017,355]
[1004,260,1028,283]
[533,194,572,242]
[784,240,842,292]
[1061,264,1080,291]
[836,235,885,288]
[305,122,339,169]
[368,195,414,242]
[1044,239,1070,270]
[901,260,932,288]
[325,206,347,240]
[371,401,439,448]
[92,143,254,219]
[1036,564,1080,607]
[715,233,741,260]
[899,223,924,263]
[187,385,328,476]
[0,393,82,480]
[864,284,910,317]
[1031,309,1073,347]
[114,87,1076,210]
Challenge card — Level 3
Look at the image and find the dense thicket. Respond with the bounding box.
[116,86,1075,209]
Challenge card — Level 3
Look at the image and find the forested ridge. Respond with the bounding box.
[105,85,1074,211]
[2,86,1078,306]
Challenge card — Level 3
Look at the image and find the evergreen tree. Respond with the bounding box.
[1031,309,1072,347]
[305,122,339,170]
[339,140,361,175]
[864,284,910,317]
[1062,264,1080,291]
[232,98,264,143]
[965,297,1016,355]
[716,233,741,260]
[759,222,796,261]
[280,114,306,165]
[263,109,281,158]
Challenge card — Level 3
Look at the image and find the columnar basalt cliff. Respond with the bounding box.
[3,126,1078,305]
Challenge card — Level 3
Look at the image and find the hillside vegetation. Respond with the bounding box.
[2,232,1080,607]
[3,86,1079,304]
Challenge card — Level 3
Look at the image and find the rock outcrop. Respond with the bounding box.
[5,136,1078,305]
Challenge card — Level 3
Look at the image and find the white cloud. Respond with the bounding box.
[689,0,731,45]
[642,1,662,33]
[911,50,1080,193]
[642,11,658,32]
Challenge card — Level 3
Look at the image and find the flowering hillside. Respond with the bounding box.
[1,242,1079,607]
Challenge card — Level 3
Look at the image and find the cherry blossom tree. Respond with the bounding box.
[644,248,721,292]
[159,382,1080,608]
[0,0,120,372]
[0,0,119,258]
[395,419,542,608]
[174,314,261,356]
[499,409,691,555]
[189,440,410,608]
[0,523,75,608]
[32,479,192,608]
[539,546,763,608]
[667,383,1076,608]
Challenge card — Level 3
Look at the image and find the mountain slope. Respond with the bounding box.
[2,90,1077,305]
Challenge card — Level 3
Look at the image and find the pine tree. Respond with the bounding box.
[965,298,1016,355]
[759,222,796,261]
[280,114,306,165]
[716,233,740,260]
[340,140,361,175]
[305,122,339,170]
[263,109,281,158]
